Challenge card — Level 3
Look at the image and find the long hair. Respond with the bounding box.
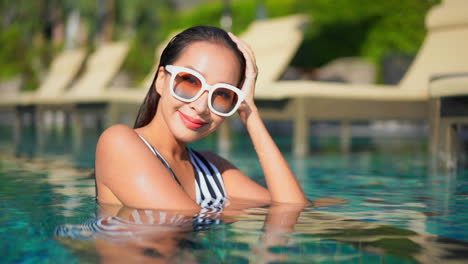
[133,26,246,128]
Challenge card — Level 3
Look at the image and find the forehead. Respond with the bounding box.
[172,41,241,85]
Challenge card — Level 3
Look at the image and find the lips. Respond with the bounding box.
[178,111,208,129]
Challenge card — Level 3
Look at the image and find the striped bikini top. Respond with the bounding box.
[138,135,228,209]
[54,207,223,242]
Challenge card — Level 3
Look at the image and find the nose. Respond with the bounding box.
[189,91,210,116]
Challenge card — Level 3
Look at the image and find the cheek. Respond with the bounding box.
[160,87,183,110]
[211,115,225,128]
[158,92,185,128]
[205,115,227,136]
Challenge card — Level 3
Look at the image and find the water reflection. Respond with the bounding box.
[56,206,224,263]
[55,203,306,263]
[54,202,468,263]
[3,115,101,169]
[1,151,468,262]
[2,113,468,262]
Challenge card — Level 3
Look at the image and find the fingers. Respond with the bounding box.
[233,43,257,80]
[228,32,258,75]
[229,33,256,69]
[229,33,255,63]
[228,31,258,107]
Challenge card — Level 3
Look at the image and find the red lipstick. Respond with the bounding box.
[178,111,207,129]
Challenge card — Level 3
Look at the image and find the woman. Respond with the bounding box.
[95,25,308,211]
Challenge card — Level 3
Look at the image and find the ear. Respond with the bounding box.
[154,66,167,96]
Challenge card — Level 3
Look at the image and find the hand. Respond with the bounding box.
[228,32,258,123]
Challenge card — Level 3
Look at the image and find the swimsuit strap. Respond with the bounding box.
[137,135,227,209]
[188,148,227,209]
[138,135,182,186]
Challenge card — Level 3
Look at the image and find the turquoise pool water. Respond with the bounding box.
[1,123,468,263]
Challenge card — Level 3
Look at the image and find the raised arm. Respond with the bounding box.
[221,33,308,205]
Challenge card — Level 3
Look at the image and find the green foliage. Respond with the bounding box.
[293,17,379,68]
[171,0,256,34]
[0,26,27,79]
[0,1,49,90]
[363,238,421,260]
[230,0,256,34]
[0,25,46,91]
[265,0,298,17]
[289,0,437,68]
[0,0,441,88]
[362,2,430,64]
[118,0,174,85]
[155,0,436,72]
[177,1,224,29]
[321,225,418,237]
[123,36,159,86]
[121,0,256,85]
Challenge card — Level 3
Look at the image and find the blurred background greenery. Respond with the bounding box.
[0,0,439,91]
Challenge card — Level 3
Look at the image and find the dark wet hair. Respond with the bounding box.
[133,26,246,128]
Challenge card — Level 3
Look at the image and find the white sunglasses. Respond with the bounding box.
[165,65,246,117]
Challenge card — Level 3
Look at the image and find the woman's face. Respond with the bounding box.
[155,41,242,143]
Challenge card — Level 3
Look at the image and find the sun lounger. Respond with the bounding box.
[0,48,86,106]
[429,73,468,98]
[104,33,178,104]
[103,16,308,105]
[428,71,468,167]
[257,0,468,113]
[241,15,308,93]
[57,41,129,104]
[248,0,468,156]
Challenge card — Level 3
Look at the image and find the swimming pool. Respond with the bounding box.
[1,123,468,263]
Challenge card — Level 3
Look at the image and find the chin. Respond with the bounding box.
[175,131,209,144]
[172,124,214,144]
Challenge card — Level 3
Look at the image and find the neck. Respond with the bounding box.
[135,111,188,161]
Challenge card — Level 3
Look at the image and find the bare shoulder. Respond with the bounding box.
[97,124,139,149]
[94,125,200,209]
[95,124,147,180]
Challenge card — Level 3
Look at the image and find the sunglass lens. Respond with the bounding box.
[174,72,202,100]
[211,88,238,114]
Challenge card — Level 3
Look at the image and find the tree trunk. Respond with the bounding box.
[102,0,115,42]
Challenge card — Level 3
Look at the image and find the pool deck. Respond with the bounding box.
[1,0,468,168]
